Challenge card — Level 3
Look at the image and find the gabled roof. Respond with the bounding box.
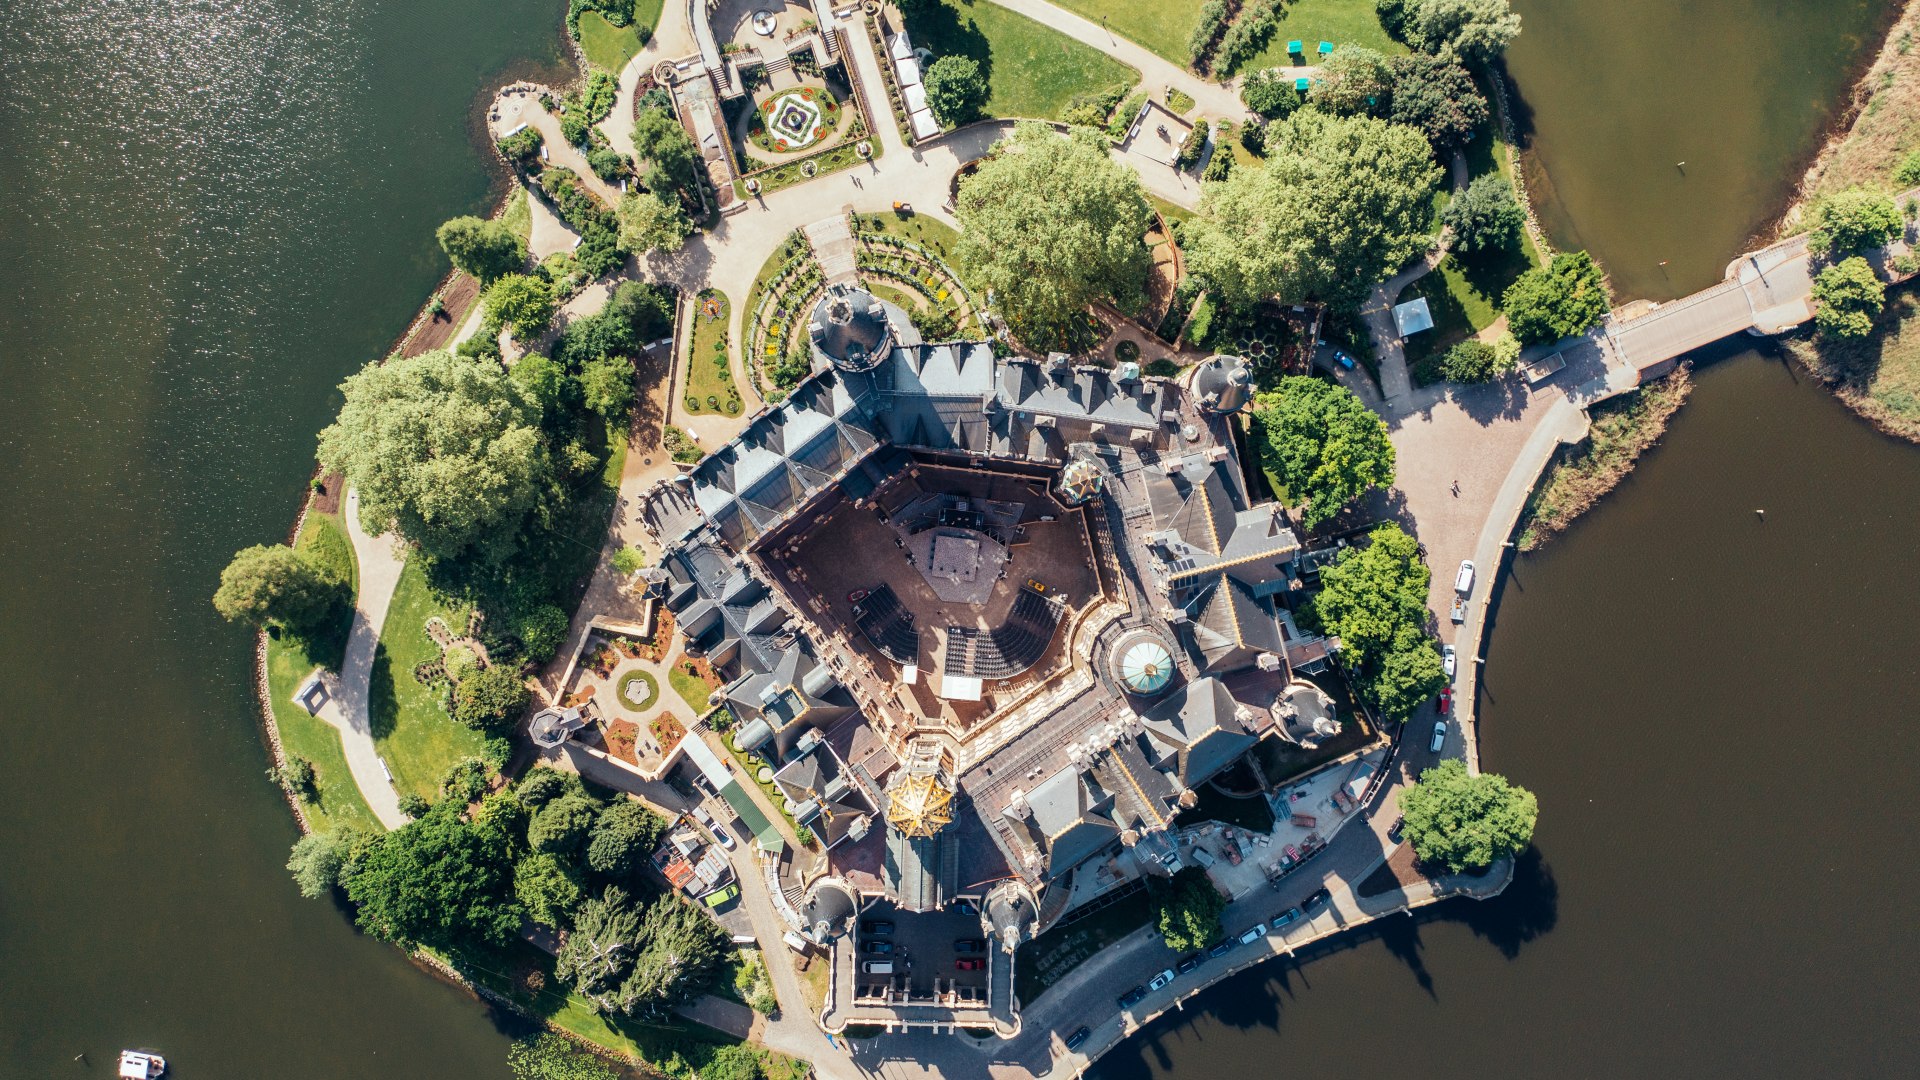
[1017,767,1121,879]
[1142,677,1258,787]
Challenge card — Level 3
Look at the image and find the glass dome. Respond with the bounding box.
[1117,636,1174,696]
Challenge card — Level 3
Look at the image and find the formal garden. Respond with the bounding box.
[683,289,742,416]
[751,85,839,153]
[729,59,878,199]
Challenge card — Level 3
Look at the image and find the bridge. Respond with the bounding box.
[1605,185,1920,378]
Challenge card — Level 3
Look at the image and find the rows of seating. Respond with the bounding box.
[942,587,1063,678]
[852,584,920,664]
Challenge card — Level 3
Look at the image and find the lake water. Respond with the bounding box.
[4,1,1917,1079]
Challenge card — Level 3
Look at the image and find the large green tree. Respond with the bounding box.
[483,273,558,342]
[616,189,693,254]
[286,828,361,899]
[1407,0,1522,65]
[1812,256,1886,339]
[1306,45,1392,118]
[514,852,585,930]
[923,55,987,126]
[1807,187,1903,256]
[343,803,521,950]
[954,122,1153,345]
[1387,53,1487,153]
[529,792,601,856]
[1307,523,1429,673]
[586,799,668,878]
[317,350,555,565]
[1184,109,1441,306]
[579,355,635,421]
[1150,868,1227,952]
[1441,173,1525,254]
[212,543,344,634]
[436,215,526,283]
[554,280,675,370]
[631,108,701,193]
[555,888,729,1017]
[1251,377,1396,529]
[1398,759,1538,872]
[1502,250,1611,345]
[452,662,532,734]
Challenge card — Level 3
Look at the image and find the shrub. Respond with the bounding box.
[515,604,569,663]
[1893,253,1920,276]
[1175,123,1208,170]
[452,663,532,734]
[398,793,431,819]
[1203,144,1234,182]
[440,757,491,803]
[528,792,600,856]
[1895,148,1920,187]
[1443,174,1526,254]
[1184,292,1216,347]
[1808,187,1903,256]
[1144,358,1181,378]
[1241,70,1303,120]
[610,546,647,576]
[497,127,543,163]
[586,146,627,181]
[1187,0,1232,68]
[1812,256,1885,339]
[517,767,571,808]
[1214,0,1283,76]
[909,302,960,341]
[1439,338,1509,382]
[269,756,317,798]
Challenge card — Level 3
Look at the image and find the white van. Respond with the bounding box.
[862,960,894,974]
[1454,560,1476,595]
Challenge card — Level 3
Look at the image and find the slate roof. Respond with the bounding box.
[1140,677,1258,788]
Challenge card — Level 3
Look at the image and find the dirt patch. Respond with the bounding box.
[309,469,347,515]
[649,713,686,754]
[604,719,640,764]
[403,272,482,357]
[1356,842,1430,899]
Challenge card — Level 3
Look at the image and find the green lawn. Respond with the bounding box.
[502,185,531,247]
[575,0,663,74]
[683,290,741,415]
[901,0,1139,121]
[1044,0,1204,67]
[369,560,491,802]
[263,510,379,834]
[1245,0,1405,71]
[669,666,714,713]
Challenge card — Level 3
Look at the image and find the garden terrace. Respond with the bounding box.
[746,240,828,398]
[684,289,743,417]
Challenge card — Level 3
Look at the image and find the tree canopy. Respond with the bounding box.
[514,851,585,930]
[1442,173,1525,254]
[529,792,601,856]
[286,828,360,899]
[452,662,532,734]
[1387,53,1488,153]
[579,355,635,421]
[1240,68,1305,120]
[483,273,558,342]
[343,803,521,950]
[1184,109,1441,306]
[436,215,525,283]
[212,543,344,633]
[1808,187,1902,256]
[555,888,730,1017]
[632,108,701,193]
[923,56,987,126]
[1251,376,1396,529]
[1812,256,1885,339]
[1399,759,1538,872]
[1439,338,1512,382]
[1406,0,1522,65]
[1502,250,1611,345]
[317,350,555,565]
[587,799,668,878]
[616,189,693,254]
[1306,45,1392,118]
[1150,868,1227,951]
[954,122,1153,346]
[554,279,675,371]
[1305,523,1449,721]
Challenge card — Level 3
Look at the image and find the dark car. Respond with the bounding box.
[1117,985,1148,1009]
[954,938,987,953]
[861,940,893,954]
[1207,940,1233,959]
[955,957,986,971]
[1176,954,1201,975]
[859,920,894,935]
[1065,1027,1092,1052]
[1302,887,1332,912]
[1272,907,1303,929]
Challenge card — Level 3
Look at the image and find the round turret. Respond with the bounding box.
[1193,354,1253,414]
[808,286,894,372]
[1054,455,1104,506]
[1109,628,1176,697]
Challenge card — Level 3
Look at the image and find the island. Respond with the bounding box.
[209,1,1920,1078]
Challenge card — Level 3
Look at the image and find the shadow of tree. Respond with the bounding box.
[899,0,996,90]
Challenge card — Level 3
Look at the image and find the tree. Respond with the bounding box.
[1307,524,1430,674]
[508,1033,621,1080]
[483,273,557,341]
[517,767,572,808]
[1387,53,1487,152]
[343,803,521,950]
[1251,377,1396,529]
[555,888,729,1017]
[515,852,585,930]
[1812,256,1885,339]
[1150,868,1227,951]
[1184,110,1441,307]
[923,55,987,127]
[1240,68,1304,120]
[436,215,525,283]
[631,109,700,193]
[1502,250,1611,345]
[509,354,573,414]
[1370,624,1449,722]
[555,887,646,1012]
[286,828,359,899]
[767,345,811,389]
[1398,759,1538,872]
[318,350,553,564]
[701,1044,767,1080]
[1895,149,1920,187]
[212,543,343,633]
[1441,173,1525,254]
[1306,45,1392,118]
[516,604,570,662]
[1808,187,1902,256]
[955,122,1153,345]
[579,355,635,421]
[616,189,693,254]
[1408,0,1522,65]
[452,662,532,734]
[587,799,668,878]
[554,280,674,370]
[529,792,600,856]
[1439,338,1511,382]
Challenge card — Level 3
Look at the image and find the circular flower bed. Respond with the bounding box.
[755,86,838,153]
[1114,339,1141,363]
[617,669,659,710]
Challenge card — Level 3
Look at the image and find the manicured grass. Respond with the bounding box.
[1146,193,1195,225]
[576,2,661,74]
[1015,888,1152,1001]
[856,210,960,255]
[669,666,714,713]
[1044,0,1205,67]
[369,560,491,802]
[901,0,1139,121]
[617,668,659,709]
[502,185,531,247]
[1245,0,1406,71]
[683,289,741,415]
[1784,287,1920,440]
[264,510,379,834]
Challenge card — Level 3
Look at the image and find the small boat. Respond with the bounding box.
[119,1050,167,1079]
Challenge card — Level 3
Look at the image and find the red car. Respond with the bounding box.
[956,958,986,971]
[1436,687,1452,715]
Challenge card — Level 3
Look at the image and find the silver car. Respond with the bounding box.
[1429,720,1448,753]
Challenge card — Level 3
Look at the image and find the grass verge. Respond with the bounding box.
[369,560,491,801]
[1782,285,1920,440]
[1044,0,1204,67]
[502,185,531,247]
[1245,0,1406,71]
[683,289,741,416]
[1793,6,1920,205]
[901,0,1140,121]
[576,3,660,74]
[1516,365,1694,550]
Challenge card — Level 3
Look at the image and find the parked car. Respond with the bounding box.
[1302,888,1332,912]
[1437,687,1453,715]
[1272,907,1303,929]
[1117,986,1148,1009]
[1429,719,1448,752]
[862,960,893,974]
[1148,968,1176,992]
[1207,940,1233,959]
[1177,955,1201,975]
[1237,923,1267,945]
[955,957,986,971]
[1455,560,1476,595]
[861,940,893,954]
[954,938,987,953]
[1442,644,1457,678]
[1065,1027,1092,1052]
[860,919,894,935]
[1388,816,1405,843]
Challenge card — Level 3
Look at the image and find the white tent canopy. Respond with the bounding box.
[908,108,941,140]
[896,55,922,86]
[902,81,929,114]
[1392,297,1434,337]
[889,32,915,62]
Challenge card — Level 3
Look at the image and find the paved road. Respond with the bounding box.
[310,488,408,829]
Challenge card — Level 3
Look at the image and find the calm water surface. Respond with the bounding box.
[0,1,565,1076]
